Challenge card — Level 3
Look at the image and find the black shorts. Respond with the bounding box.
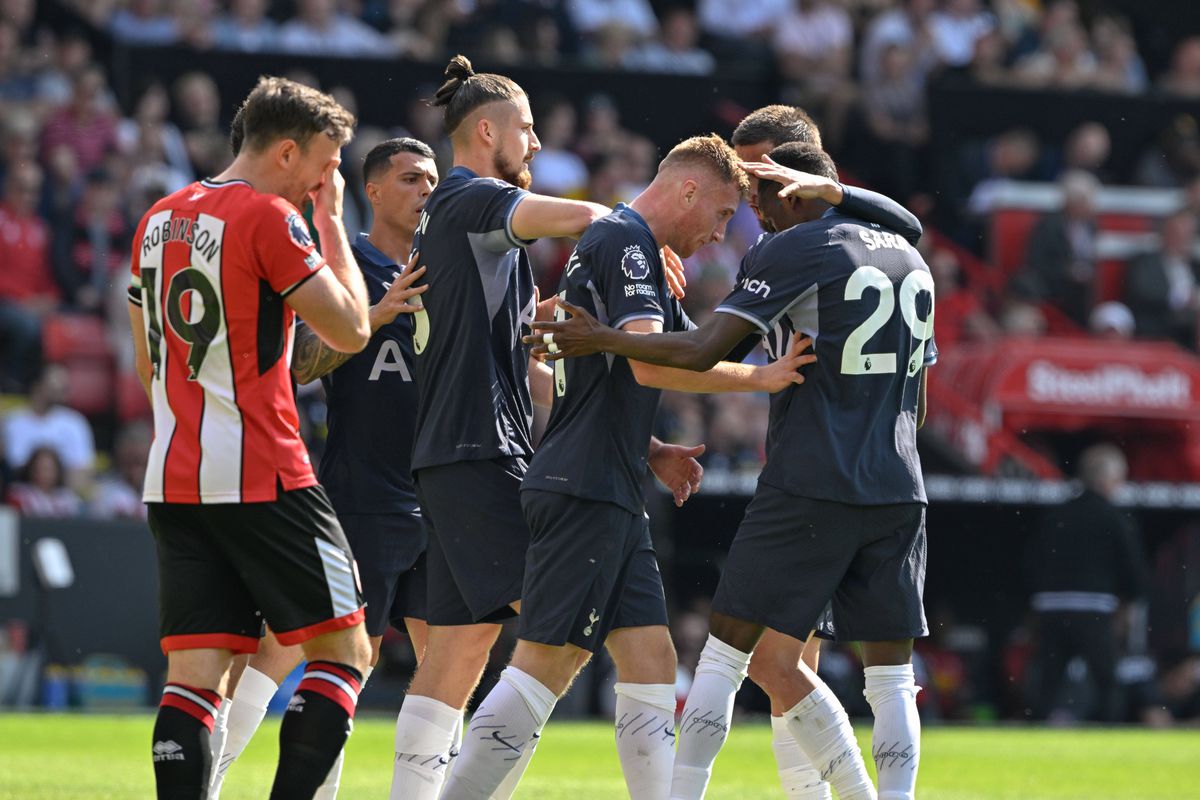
[712,484,927,643]
[414,457,528,626]
[611,524,669,632]
[148,485,365,655]
[519,490,661,653]
[340,512,427,636]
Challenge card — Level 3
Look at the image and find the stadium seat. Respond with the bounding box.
[116,370,152,421]
[41,313,113,362]
[63,359,115,417]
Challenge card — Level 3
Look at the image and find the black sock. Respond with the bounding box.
[152,683,222,800]
[270,661,363,800]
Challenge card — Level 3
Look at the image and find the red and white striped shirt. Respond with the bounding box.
[129,179,327,504]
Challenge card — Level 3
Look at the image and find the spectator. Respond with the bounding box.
[1123,210,1200,346]
[0,20,35,105]
[930,0,995,69]
[32,29,94,108]
[860,0,939,85]
[382,0,438,61]
[172,71,228,177]
[39,65,119,174]
[1159,36,1200,99]
[1013,170,1100,326]
[90,421,151,520]
[211,0,278,52]
[1060,121,1111,181]
[697,0,790,47]
[623,7,714,75]
[1013,22,1097,89]
[51,168,130,314]
[110,0,178,45]
[927,246,1000,346]
[0,163,57,391]
[1135,115,1200,188]
[1091,14,1147,94]
[861,42,930,202]
[1088,301,1136,340]
[1024,443,1150,722]
[117,81,193,182]
[0,108,38,188]
[529,96,588,198]
[277,0,394,57]
[567,0,657,42]
[3,365,97,492]
[6,446,83,518]
[773,0,854,147]
[173,0,217,51]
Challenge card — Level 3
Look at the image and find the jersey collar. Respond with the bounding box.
[353,232,396,268]
[449,165,479,180]
[614,202,654,239]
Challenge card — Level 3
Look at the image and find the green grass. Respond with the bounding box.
[0,713,1195,799]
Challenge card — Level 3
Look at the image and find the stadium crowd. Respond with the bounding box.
[0,0,1198,725]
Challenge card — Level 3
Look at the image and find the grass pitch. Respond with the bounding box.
[0,713,1194,799]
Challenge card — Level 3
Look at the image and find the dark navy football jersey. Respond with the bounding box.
[716,209,937,505]
[522,204,693,515]
[318,234,419,514]
[409,166,537,472]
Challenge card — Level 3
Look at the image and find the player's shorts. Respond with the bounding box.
[610,523,670,632]
[339,511,427,636]
[519,490,657,653]
[813,605,836,641]
[712,484,927,643]
[148,485,365,655]
[414,457,529,626]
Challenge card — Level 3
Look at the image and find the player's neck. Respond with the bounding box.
[213,155,270,194]
[453,151,501,182]
[627,193,669,249]
[365,225,413,266]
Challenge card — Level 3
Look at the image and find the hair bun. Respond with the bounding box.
[445,54,474,82]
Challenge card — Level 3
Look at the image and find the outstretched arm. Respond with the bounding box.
[740,156,922,244]
[510,195,610,241]
[529,298,767,372]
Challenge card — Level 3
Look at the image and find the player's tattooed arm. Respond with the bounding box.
[291,322,355,385]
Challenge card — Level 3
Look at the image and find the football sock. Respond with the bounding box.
[864,664,921,800]
[312,666,372,800]
[442,666,557,799]
[206,699,229,796]
[614,682,677,800]
[209,666,277,798]
[783,679,876,800]
[153,683,221,799]
[269,661,362,800]
[492,728,540,799]
[670,635,751,800]
[390,694,461,800]
[443,712,464,780]
[771,714,832,799]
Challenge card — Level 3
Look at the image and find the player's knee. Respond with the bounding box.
[303,625,372,673]
[747,649,799,698]
[860,639,913,668]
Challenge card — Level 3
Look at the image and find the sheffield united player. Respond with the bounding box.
[209,138,435,799]
[444,135,817,800]
[128,77,372,800]
[391,56,697,800]
[532,143,936,800]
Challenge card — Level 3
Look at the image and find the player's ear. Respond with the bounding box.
[364,180,380,206]
[680,178,697,207]
[275,139,299,171]
[477,116,494,148]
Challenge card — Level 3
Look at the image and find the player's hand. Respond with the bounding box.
[534,287,557,323]
[524,297,607,360]
[754,332,817,392]
[739,156,842,205]
[661,245,686,300]
[370,250,427,330]
[310,158,345,221]
[649,442,705,507]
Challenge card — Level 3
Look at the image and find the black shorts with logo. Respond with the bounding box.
[713,484,928,643]
[148,484,365,654]
[339,511,427,636]
[414,457,529,626]
[519,490,667,653]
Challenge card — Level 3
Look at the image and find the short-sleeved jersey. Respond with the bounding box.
[318,233,418,515]
[523,204,692,515]
[409,166,537,472]
[716,210,937,505]
[129,179,325,504]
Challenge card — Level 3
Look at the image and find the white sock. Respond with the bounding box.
[444,713,464,780]
[614,682,677,800]
[207,699,230,796]
[670,635,751,800]
[390,694,461,800]
[771,715,831,799]
[442,667,557,799]
[209,666,278,799]
[491,726,541,800]
[864,665,921,800]
[783,680,876,800]
[312,666,372,800]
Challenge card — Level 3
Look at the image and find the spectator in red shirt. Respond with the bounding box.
[51,168,131,313]
[0,162,58,390]
[39,65,118,174]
